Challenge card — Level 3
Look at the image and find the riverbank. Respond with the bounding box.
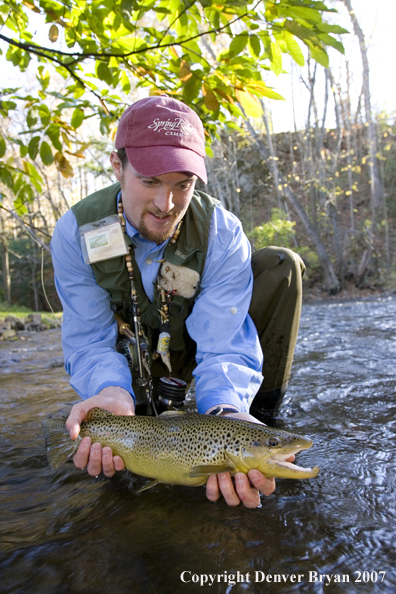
[1,284,394,341]
[0,312,61,341]
[303,281,396,303]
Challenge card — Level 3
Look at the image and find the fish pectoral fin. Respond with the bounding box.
[159,410,186,416]
[134,479,160,493]
[189,464,234,478]
[225,451,253,473]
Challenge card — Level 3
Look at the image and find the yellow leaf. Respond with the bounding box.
[202,85,220,111]
[110,126,117,142]
[61,131,71,149]
[179,61,192,82]
[22,0,41,12]
[236,90,262,118]
[49,24,59,43]
[169,47,179,58]
[65,150,85,159]
[54,152,73,178]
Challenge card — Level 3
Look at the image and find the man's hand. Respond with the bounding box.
[205,410,295,508]
[66,386,135,478]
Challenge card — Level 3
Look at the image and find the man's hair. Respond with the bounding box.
[117,148,129,169]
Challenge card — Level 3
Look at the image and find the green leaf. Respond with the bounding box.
[24,160,43,189]
[38,104,51,126]
[229,34,248,58]
[316,23,349,35]
[282,31,304,66]
[120,70,131,93]
[182,73,201,103]
[28,136,40,160]
[40,141,54,165]
[71,107,84,130]
[0,165,13,189]
[0,100,17,117]
[248,81,285,101]
[0,134,5,158]
[46,125,62,152]
[284,20,316,42]
[309,44,329,68]
[318,33,344,54]
[27,108,38,128]
[269,41,282,76]
[96,62,113,86]
[288,7,321,22]
[248,35,261,57]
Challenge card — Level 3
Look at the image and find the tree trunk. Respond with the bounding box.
[342,0,384,213]
[243,118,340,294]
[0,209,11,305]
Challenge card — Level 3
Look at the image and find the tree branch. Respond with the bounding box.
[0,204,52,252]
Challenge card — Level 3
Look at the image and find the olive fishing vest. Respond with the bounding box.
[72,182,219,384]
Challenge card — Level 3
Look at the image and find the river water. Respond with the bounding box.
[0,297,395,594]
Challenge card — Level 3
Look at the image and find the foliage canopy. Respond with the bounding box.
[0,0,347,210]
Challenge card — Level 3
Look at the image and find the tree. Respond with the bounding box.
[341,0,384,215]
[0,0,347,211]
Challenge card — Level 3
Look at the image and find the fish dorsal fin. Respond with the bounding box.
[225,451,255,473]
[159,410,186,417]
[189,464,235,478]
[86,407,115,421]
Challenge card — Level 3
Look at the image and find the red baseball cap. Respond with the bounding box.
[115,95,207,183]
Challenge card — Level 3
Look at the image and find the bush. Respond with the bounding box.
[247,208,296,250]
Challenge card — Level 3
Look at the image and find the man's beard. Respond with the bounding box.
[138,210,182,244]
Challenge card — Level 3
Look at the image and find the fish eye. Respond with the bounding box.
[267,438,279,447]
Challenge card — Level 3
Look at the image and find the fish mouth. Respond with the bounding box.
[266,447,320,479]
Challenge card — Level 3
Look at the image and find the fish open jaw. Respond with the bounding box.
[270,449,319,477]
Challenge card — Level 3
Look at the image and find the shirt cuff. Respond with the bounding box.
[196,391,248,415]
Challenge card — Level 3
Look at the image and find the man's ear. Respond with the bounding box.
[110,151,122,182]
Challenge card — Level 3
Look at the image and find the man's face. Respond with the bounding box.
[110,152,197,244]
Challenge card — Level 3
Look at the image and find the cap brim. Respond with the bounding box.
[125,146,207,184]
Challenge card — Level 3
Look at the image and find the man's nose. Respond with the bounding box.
[153,187,174,213]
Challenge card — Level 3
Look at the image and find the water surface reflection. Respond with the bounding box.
[1,297,395,593]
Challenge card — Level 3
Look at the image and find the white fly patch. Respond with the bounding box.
[158,261,200,299]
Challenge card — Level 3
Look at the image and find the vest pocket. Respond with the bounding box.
[94,256,125,274]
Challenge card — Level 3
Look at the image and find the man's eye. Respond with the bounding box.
[177,182,192,190]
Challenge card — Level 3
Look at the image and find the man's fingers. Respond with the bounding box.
[102,446,116,477]
[66,402,88,440]
[206,470,276,507]
[248,470,276,496]
[234,473,261,508]
[72,436,91,469]
[217,473,240,506]
[86,442,104,477]
[113,456,125,472]
[206,473,221,502]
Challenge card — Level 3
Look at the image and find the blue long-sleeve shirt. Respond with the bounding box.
[51,198,263,414]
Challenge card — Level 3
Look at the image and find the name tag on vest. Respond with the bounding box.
[79,215,129,264]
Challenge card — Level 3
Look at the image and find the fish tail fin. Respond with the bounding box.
[42,418,78,469]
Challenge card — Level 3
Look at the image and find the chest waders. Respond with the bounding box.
[72,183,219,415]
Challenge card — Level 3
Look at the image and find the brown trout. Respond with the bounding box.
[42,408,319,488]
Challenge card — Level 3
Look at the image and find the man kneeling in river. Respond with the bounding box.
[51,95,304,508]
